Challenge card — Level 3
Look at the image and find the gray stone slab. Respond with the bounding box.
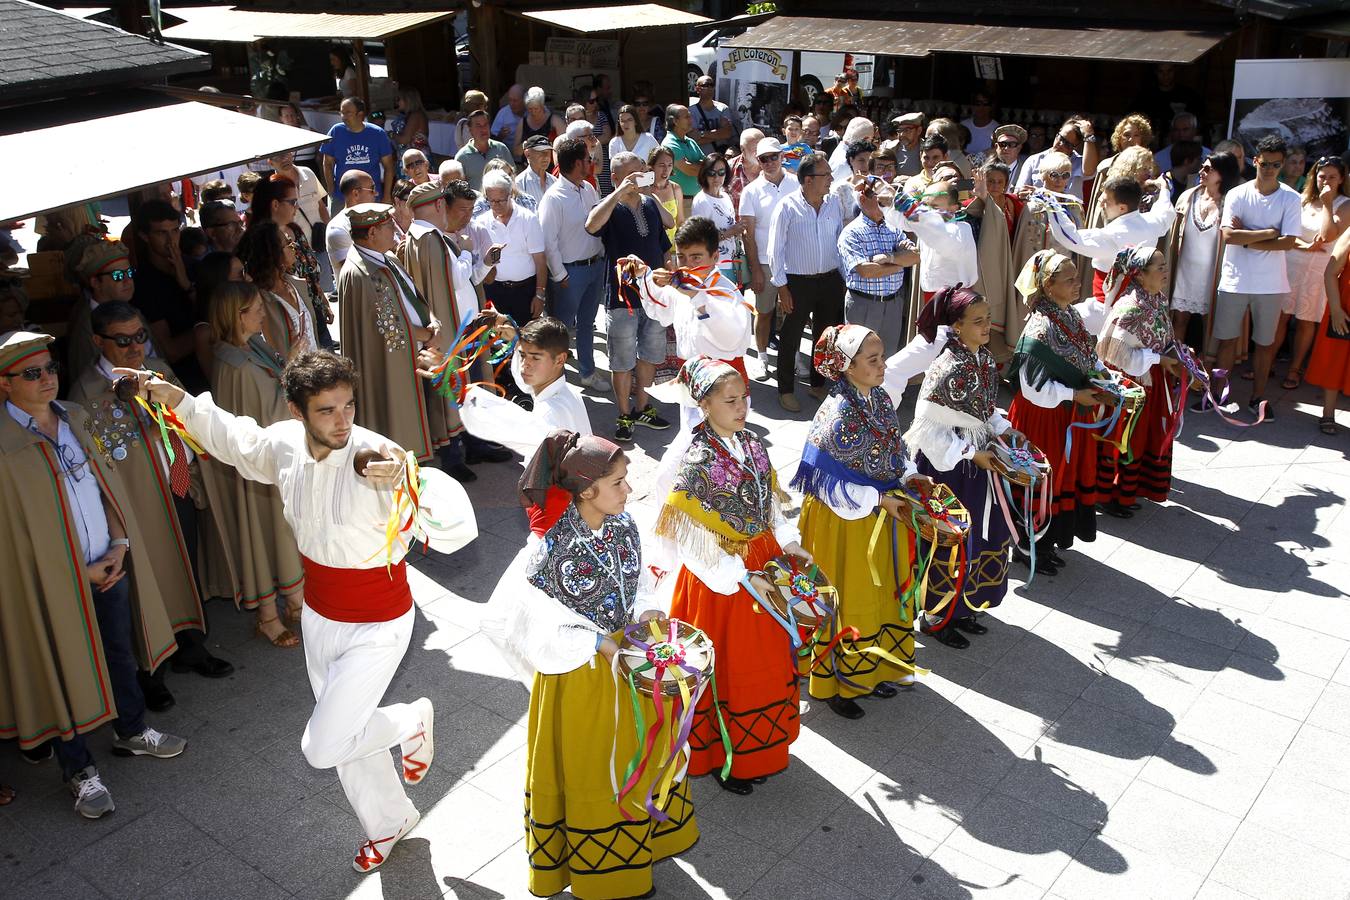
[898,844,1047,900]
[1204,653,1327,719]
[1059,569,1173,624]
[994,743,1133,829]
[854,754,992,847]
[8,864,109,900]
[986,632,1111,697]
[232,794,367,895]
[1305,680,1350,736]
[1173,692,1301,767]
[790,793,933,897]
[172,753,316,847]
[940,792,1094,891]
[1147,596,1256,651]
[962,670,1077,740]
[1086,658,1207,728]
[1136,736,1273,819]
[146,851,292,900]
[1244,770,1350,862]
[68,808,223,897]
[904,709,1036,788]
[743,858,875,900]
[1113,624,1236,680]
[694,763,848,854]
[1232,613,1350,680]
[1209,820,1350,900]
[1052,834,1206,900]
[1097,779,1242,876]
[1041,698,1171,773]
[1192,881,1264,900]
[1278,722,1350,794]
[798,683,946,770]
[657,818,782,900]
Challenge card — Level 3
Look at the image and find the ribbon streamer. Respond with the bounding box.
[133,395,208,461]
[426,311,519,403]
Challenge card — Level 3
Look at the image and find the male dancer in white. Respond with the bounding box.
[117,351,477,874]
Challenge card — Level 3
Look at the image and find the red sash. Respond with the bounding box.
[301,556,413,623]
[1092,269,1107,302]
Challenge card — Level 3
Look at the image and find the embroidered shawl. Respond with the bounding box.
[527,504,641,633]
[790,380,909,508]
[1011,297,1097,392]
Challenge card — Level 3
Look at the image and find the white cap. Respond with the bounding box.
[755,137,784,158]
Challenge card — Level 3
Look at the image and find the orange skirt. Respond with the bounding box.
[1306,279,1350,395]
[669,531,799,780]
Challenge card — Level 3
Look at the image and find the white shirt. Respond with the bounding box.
[959,117,1001,156]
[1046,191,1177,273]
[7,400,110,563]
[286,165,326,233]
[891,207,978,292]
[354,244,426,330]
[768,190,845,286]
[738,172,799,264]
[516,168,556,207]
[690,191,737,265]
[459,361,592,460]
[173,393,473,568]
[1219,181,1304,295]
[325,208,353,272]
[471,205,545,283]
[409,221,489,333]
[608,133,659,165]
[538,177,604,282]
[1015,148,1085,198]
[638,271,752,363]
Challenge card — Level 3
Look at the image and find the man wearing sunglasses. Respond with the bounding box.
[0,330,189,819]
[738,137,799,377]
[68,302,236,699]
[65,238,139,379]
[991,124,1027,186]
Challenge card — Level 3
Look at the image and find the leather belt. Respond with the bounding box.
[848,287,903,302]
[565,254,601,267]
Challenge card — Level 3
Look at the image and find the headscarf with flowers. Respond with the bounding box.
[812,323,872,381]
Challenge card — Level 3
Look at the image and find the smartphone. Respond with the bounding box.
[487,243,506,263]
[956,177,975,194]
[634,171,656,187]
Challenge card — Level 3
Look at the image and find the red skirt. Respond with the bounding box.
[1096,363,1177,504]
[669,531,799,780]
[1008,394,1100,516]
[1092,269,1107,301]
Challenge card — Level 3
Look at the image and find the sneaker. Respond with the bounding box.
[579,371,611,393]
[354,810,421,873]
[67,766,115,819]
[746,355,769,381]
[615,414,635,442]
[400,698,434,786]
[633,404,672,430]
[111,726,187,759]
[778,393,801,413]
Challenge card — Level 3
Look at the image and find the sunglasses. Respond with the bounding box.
[758,153,781,163]
[2,360,60,381]
[1316,156,1343,168]
[280,197,299,206]
[406,160,428,168]
[996,140,1021,149]
[99,267,135,282]
[1044,169,1072,179]
[96,329,150,348]
[708,169,728,177]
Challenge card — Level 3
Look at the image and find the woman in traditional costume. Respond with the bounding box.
[207,281,304,646]
[656,357,807,795]
[1095,246,1185,517]
[1009,151,1083,350]
[1308,228,1350,434]
[905,288,1019,649]
[494,430,699,900]
[790,324,926,718]
[1008,251,1115,575]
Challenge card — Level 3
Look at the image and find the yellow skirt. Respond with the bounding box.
[525,643,700,900]
[799,496,916,700]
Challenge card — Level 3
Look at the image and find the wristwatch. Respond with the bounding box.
[110,538,130,551]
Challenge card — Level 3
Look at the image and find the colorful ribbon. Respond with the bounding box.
[987,435,1053,583]
[133,395,207,461]
[426,311,518,403]
[1171,341,1267,427]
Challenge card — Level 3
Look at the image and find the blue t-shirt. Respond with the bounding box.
[319,122,393,188]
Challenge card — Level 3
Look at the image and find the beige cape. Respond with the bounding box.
[0,402,177,749]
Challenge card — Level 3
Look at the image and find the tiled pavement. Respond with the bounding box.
[4,345,1350,900]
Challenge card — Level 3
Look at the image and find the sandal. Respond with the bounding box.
[0,784,14,806]
[255,615,300,648]
[283,599,304,627]
[1240,368,1255,381]
[1320,417,1339,436]
[1282,368,1303,390]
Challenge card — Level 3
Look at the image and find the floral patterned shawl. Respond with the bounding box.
[790,380,909,509]
[526,504,642,633]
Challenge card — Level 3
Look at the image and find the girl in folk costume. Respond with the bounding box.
[491,431,698,900]
[1095,246,1185,516]
[629,217,753,431]
[790,324,929,719]
[1008,251,1116,575]
[207,282,304,647]
[656,357,808,795]
[905,289,1020,649]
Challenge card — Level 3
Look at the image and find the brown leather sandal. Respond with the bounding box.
[283,599,304,627]
[256,615,300,648]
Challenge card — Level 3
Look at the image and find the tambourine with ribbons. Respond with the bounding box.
[1170,341,1267,428]
[610,618,731,822]
[366,450,474,571]
[871,482,972,627]
[741,555,837,649]
[987,433,1053,585]
[426,311,518,403]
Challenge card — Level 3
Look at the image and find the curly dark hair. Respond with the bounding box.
[236,220,289,288]
[283,350,359,411]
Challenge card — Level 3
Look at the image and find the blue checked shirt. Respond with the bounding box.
[838,211,909,296]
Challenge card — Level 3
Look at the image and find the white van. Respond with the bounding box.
[687,27,873,106]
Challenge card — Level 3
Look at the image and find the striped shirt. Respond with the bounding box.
[767,190,844,287]
[838,212,908,295]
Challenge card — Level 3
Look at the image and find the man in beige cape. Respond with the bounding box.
[0,331,188,819]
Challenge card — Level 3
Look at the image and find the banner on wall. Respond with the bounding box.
[1228,58,1350,159]
[714,46,793,135]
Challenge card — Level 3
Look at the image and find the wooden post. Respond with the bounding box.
[473,4,502,108]
[354,38,370,108]
[791,49,801,107]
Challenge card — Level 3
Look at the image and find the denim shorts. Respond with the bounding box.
[604,305,667,371]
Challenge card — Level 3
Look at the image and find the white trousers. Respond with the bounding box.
[300,606,421,840]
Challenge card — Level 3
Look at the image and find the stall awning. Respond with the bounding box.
[0,101,326,222]
[722,16,1229,65]
[160,6,455,43]
[517,4,711,34]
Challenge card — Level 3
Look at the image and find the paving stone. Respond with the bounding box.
[791,793,933,897]
[898,843,1047,899]
[1204,653,1328,719]
[986,632,1111,696]
[1192,881,1263,900]
[1174,566,1277,616]
[1277,722,1350,794]
[1209,820,1350,900]
[695,764,847,854]
[1051,835,1206,900]
[1087,657,1207,727]
[1097,780,1242,875]
[1113,624,1236,680]
[1029,607,1144,657]
[1136,737,1273,819]
[853,754,992,846]
[1148,596,1257,651]
[962,670,1077,740]
[68,808,223,897]
[1060,568,1173,623]
[233,794,367,895]
[743,858,868,900]
[798,682,947,769]
[1232,614,1350,680]
[1244,770,1350,862]
[904,710,1036,788]
[1041,698,1171,773]
[1305,680,1350,736]
[8,864,108,900]
[940,792,1093,891]
[664,819,782,900]
[1173,692,1301,766]
[145,851,291,900]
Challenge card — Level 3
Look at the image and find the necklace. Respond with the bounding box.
[707,429,767,511]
